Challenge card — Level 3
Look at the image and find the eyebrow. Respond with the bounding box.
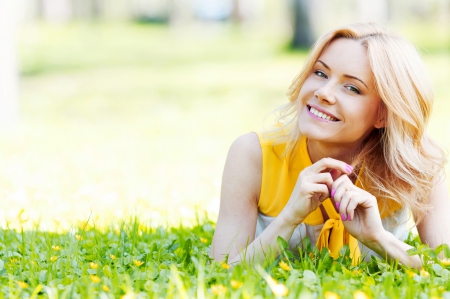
[317,60,368,89]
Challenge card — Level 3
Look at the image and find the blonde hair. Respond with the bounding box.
[275,22,447,224]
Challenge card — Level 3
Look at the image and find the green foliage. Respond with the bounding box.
[1,218,450,298]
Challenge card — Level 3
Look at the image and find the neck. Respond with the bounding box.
[307,139,361,165]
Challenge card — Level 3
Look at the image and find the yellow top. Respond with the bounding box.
[256,127,401,264]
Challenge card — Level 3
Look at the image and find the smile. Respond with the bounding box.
[307,106,339,122]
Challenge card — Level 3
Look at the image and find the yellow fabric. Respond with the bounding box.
[255,128,400,264]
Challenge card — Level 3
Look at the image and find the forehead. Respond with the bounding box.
[318,38,372,79]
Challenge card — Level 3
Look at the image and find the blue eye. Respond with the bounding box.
[346,85,361,94]
[314,70,328,79]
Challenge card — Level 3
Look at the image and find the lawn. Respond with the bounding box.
[0,20,449,297]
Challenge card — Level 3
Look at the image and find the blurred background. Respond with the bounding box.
[0,0,449,230]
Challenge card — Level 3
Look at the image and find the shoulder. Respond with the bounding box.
[223,133,262,203]
[228,132,261,163]
[226,133,262,179]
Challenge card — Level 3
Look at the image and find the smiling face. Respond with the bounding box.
[297,38,384,148]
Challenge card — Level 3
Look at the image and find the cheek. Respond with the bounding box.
[347,104,378,127]
[297,78,316,103]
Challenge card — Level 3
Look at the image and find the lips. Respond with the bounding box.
[307,105,339,121]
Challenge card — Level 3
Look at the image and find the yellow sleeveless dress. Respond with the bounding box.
[255,128,408,263]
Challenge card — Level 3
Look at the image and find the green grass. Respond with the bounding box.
[1,217,450,298]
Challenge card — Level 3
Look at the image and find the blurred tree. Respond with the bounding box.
[291,0,314,49]
[130,0,170,23]
[0,0,19,129]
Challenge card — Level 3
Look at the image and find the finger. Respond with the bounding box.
[340,191,361,221]
[332,179,353,211]
[305,158,353,176]
[328,169,343,209]
[303,183,330,203]
[345,193,361,221]
[339,191,357,221]
[303,172,334,189]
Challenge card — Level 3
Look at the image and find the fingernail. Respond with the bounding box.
[345,164,353,173]
[335,202,340,210]
[331,188,336,198]
[341,214,346,221]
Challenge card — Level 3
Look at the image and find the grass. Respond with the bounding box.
[2,216,450,298]
[0,19,449,297]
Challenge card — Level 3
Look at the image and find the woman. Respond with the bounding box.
[210,23,449,268]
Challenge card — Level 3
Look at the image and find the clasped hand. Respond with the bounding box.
[280,158,385,245]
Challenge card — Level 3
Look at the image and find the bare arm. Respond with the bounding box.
[209,133,299,264]
[209,132,262,262]
[417,175,450,248]
[363,175,450,268]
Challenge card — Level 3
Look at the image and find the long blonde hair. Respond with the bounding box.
[276,22,447,223]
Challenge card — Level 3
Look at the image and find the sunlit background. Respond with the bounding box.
[0,0,449,230]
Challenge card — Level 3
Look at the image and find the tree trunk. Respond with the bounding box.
[0,0,19,129]
[291,0,314,49]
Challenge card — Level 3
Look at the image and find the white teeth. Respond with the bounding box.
[309,107,337,121]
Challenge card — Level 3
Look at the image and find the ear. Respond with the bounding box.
[374,103,386,129]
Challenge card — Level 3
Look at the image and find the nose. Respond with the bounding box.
[314,80,337,105]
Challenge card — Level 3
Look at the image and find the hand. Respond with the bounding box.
[280,158,352,227]
[332,175,386,245]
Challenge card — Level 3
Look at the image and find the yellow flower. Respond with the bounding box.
[50,256,58,262]
[76,234,83,241]
[279,261,291,271]
[9,258,18,263]
[420,268,430,277]
[352,269,362,276]
[406,270,416,278]
[230,279,243,289]
[102,285,110,292]
[200,237,208,243]
[90,275,101,283]
[90,275,102,283]
[221,262,230,269]
[440,258,450,266]
[133,260,144,267]
[324,291,340,299]
[211,284,227,295]
[51,245,61,251]
[16,281,28,289]
[353,290,370,299]
[110,254,117,260]
[90,262,98,269]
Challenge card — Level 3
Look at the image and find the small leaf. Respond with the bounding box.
[432,263,443,276]
[406,248,419,256]
[277,236,289,250]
